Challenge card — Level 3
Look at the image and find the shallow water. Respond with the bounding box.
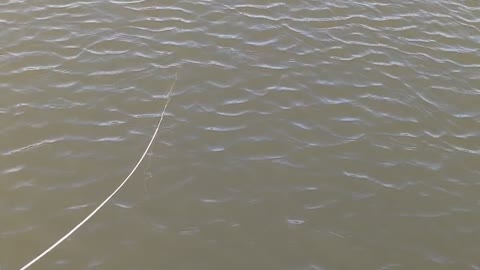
[1,1,480,269]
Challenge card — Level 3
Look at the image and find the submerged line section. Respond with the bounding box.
[19,72,179,270]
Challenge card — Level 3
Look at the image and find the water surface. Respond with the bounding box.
[1,1,480,269]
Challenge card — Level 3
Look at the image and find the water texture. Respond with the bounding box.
[1,0,479,269]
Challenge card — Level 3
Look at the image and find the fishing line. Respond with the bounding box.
[19,71,179,270]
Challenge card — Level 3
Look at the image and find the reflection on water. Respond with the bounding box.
[1,1,480,269]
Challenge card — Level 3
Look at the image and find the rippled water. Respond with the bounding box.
[1,0,480,269]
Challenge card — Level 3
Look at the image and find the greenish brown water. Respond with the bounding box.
[1,1,480,269]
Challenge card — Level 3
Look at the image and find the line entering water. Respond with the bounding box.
[19,71,179,270]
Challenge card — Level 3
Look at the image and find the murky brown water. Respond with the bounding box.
[1,0,480,269]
